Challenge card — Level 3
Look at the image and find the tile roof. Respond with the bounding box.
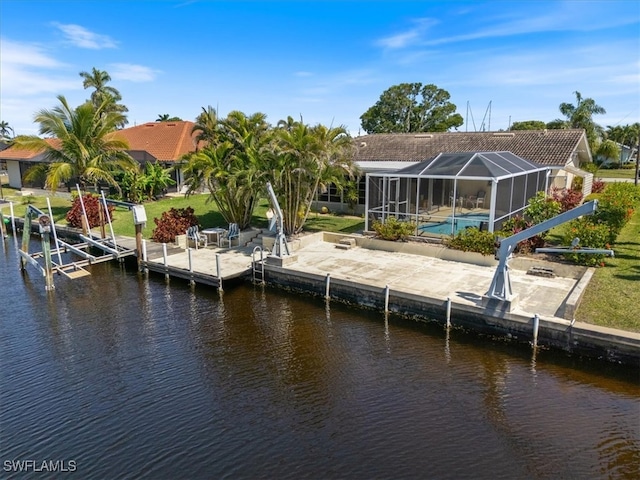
[113,121,199,162]
[0,138,60,161]
[353,129,590,167]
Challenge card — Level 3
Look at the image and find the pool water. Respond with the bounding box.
[419,213,490,235]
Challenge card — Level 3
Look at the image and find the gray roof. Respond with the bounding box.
[354,129,590,167]
[394,151,546,180]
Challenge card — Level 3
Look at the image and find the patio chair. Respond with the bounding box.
[186,225,207,249]
[220,223,240,248]
[475,190,486,208]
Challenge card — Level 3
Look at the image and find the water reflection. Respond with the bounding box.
[1,237,638,479]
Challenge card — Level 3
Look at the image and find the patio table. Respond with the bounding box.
[201,227,226,247]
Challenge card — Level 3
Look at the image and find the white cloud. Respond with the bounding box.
[52,22,117,49]
[0,39,78,96]
[0,38,63,68]
[377,3,640,50]
[375,18,438,49]
[110,63,160,82]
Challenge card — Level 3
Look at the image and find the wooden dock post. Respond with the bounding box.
[20,209,32,271]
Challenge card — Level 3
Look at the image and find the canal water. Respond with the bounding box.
[1,237,639,479]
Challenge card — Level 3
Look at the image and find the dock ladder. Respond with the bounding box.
[252,246,267,284]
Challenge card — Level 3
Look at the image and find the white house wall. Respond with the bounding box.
[7,160,22,188]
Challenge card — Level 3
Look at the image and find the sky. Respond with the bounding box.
[1,0,639,137]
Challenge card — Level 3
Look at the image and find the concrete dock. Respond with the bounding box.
[133,231,640,366]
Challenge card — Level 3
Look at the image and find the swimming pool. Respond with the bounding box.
[419,213,490,236]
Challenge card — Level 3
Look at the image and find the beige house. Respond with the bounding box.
[316,129,593,214]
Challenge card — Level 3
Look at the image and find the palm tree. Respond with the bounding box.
[13,95,137,193]
[80,68,129,127]
[269,119,357,235]
[191,106,219,146]
[0,120,14,140]
[556,91,606,154]
[606,123,640,164]
[596,140,620,166]
[182,111,271,229]
[156,114,182,122]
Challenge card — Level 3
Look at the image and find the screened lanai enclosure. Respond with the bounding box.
[365,151,550,236]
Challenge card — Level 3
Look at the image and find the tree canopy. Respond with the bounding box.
[156,114,183,122]
[0,120,14,140]
[551,91,606,152]
[509,120,547,131]
[360,83,463,134]
[13,95,137,193]
[80,67,129,127]
[182,112,357,234]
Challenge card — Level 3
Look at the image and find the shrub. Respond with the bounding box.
[151,207,199,243]
[445,227,496,256]
[66,194,114,229]
[562,218,611,266]
[581,162,599,174]
[591,179,606,193]
[499,216,545,254]
[371,217,416,241]
[592,182,639,243]
[524,191,561,228]
[551,187,584,212]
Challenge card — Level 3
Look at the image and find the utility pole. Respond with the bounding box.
[635,131,639,187]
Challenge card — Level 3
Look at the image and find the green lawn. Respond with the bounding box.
[596,168,637,179]
[1,188,365,239]
[575,208,640,332]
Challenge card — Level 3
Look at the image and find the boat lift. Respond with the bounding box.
[266,181,290,258]
[485,200,614,306]
[16,189,138,290]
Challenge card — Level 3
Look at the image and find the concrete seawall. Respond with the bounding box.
[262,263,640,366]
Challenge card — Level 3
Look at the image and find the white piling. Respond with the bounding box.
[10,201,17,245]
[188,247,195,286]
[446,297,452,328]
[162,243,169,280]
[532,314,540,348]
[216,253,223,291]
[384,284,390,313]
[142,239,148,273]
[325,273,331,299]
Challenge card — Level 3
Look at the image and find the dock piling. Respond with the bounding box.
[216,253,223,291]
[188,248,195,286]
[384,284,390,313]
[446,297,452,328]
[162,243,169,280]
[533,314,540,348]
[142,239,148,273]
[325,273,331,299]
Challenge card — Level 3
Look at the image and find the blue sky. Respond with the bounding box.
[1,0,639,136]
